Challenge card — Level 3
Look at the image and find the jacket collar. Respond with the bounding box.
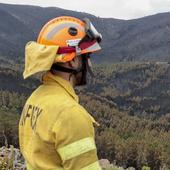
[42,71,79,103]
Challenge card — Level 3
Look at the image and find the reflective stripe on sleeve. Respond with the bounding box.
[27,163,64,170]
[27,163,34,170]
[57,137,96,161]
[80,161,102,170]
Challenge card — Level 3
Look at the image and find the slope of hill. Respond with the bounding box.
[84,62,170,118]
[0,3,170,62]
[1,62,170,118]
[0,64,170,169]
[0,3,170,168]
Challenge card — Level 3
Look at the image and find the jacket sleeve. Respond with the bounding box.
[51,105,101,170]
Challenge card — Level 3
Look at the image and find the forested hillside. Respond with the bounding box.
[0,3,170,169]
[0,3,170,62]
[0,61,170,169]
[85,62,170,118]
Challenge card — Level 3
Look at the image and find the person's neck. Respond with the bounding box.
[51,70,75,87]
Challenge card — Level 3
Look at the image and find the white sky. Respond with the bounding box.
[0,0,170,19]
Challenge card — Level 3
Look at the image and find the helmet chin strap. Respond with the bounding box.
[51,64,83,75]
[86,57,94,77]
[51,54,94,86]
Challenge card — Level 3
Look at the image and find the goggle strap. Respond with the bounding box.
[57,40,96,55]
[57,47,76,54]
[79,40,96,50]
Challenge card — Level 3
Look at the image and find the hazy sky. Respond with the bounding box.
[0,0,170,19]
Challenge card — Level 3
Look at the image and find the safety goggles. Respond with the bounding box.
[79,18,102,45]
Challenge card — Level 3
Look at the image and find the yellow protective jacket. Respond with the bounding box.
[19,71,101,170]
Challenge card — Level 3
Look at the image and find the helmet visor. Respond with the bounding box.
[85,18,102,43]
[80,18,102,44]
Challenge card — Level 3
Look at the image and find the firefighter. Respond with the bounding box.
[19,16,102,170]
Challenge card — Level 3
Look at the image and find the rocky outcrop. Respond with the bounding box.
[0,146,26,170]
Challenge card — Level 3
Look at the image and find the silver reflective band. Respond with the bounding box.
[66,38,81,47]
[46,23,84,40]
[80,161,102,170]
[57,137,96,161]
[85,42,101,52]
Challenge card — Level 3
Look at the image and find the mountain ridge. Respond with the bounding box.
[0,3,170,62]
